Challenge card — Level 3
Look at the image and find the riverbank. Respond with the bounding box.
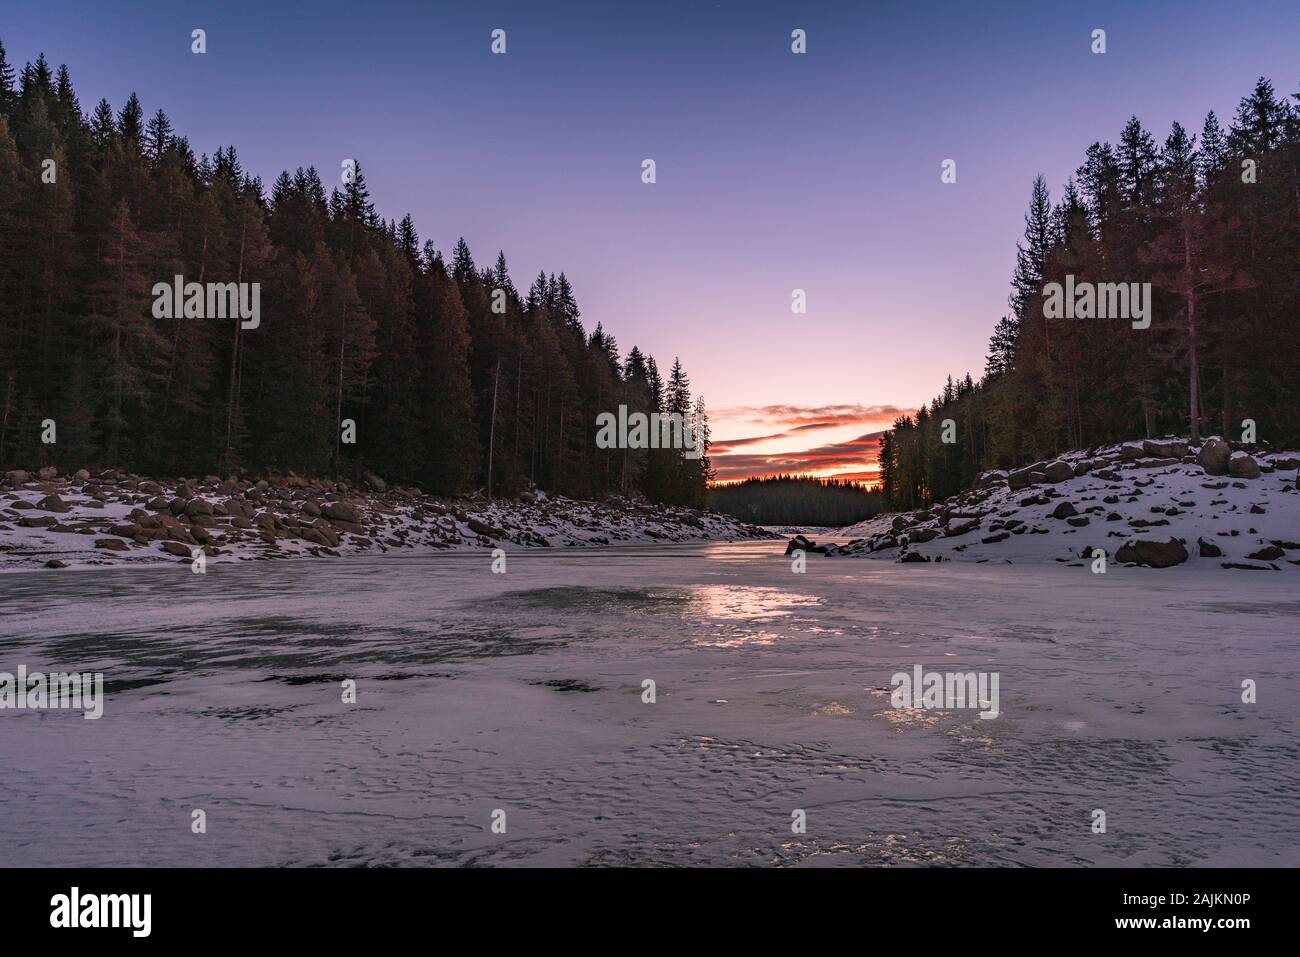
[0,467,776,572]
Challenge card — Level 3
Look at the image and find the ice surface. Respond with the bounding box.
[1,541,1295,866]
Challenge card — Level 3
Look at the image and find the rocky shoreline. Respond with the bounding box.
[793,437,1300,570]
[0,468,776,572]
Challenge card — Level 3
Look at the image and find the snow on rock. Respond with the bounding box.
[819,438,1300,570]
[0,469,776,572]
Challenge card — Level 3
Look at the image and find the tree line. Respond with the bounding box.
[709,474,881,527]
[880,76,1300,511]
[0,40,713,506]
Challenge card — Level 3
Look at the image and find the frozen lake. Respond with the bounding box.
[1,541,1296,866]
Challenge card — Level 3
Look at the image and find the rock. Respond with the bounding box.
[1115,538,1189,568]
[19,515,57,527]
[1009,463,1046,491]
[1247,544,1285,561]
[44,559,68,569]
[297,526,338,548]
[975,470,1008,488]
[1066,516,1090,527]
[160,541,194,557]
[109,522,141,538]
[301,500,321,517]
[183,498,215,516]
[467,517,505,539]
[35,494,70,513]
[37,466,58,480]
[899,551,930,563]
[981,532,1010,544]
[321,502,361,524]
[5,469,30,485]
[1042,460,1075,483]
[1051,502,1078,520]
[909,528,940,543]
[1228,452,1260,480]
[785,534,812,556]
[944,519,981,538]
[95,538,130,551]
[363,472,388,492]
[1197,538,1222,558]
[1143,438,1188,458]
[1221,562,1276,571]
[1197,437,1230,475]
[74,468,91,481]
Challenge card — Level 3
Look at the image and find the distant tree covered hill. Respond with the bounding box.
[709,474,881,527]
[0,39,711,506]
[879,76,1300,512]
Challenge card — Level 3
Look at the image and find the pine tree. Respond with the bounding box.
[144,109,172,166]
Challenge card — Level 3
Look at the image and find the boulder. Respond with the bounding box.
[94,538,130,551]
[898,551,930,563]
[36,494,70,513]
[1042,460,1075,483]
[1197,538,1222,558]
[1051,501,1078,520]
[74,468,91,481]
[467,518,506,539]
[321,502,361,524]
[1009,464,1045,491]
[1197,437,1230,475]
[109,523,141,538]
[1247,544,1285,561]
[1115,538,1189,568]
[1228,452,1260,480]
[160,541,194,557]
[1143,438,1188,458]
[4,469,30,485]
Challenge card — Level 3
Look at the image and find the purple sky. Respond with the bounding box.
[5,0,1297,480]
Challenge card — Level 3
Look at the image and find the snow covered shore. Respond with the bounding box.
[813,437,1300,570]
[0,467,775,572]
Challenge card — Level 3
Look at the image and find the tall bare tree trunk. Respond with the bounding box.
[487,358,500,497]
[222,227,247,469]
